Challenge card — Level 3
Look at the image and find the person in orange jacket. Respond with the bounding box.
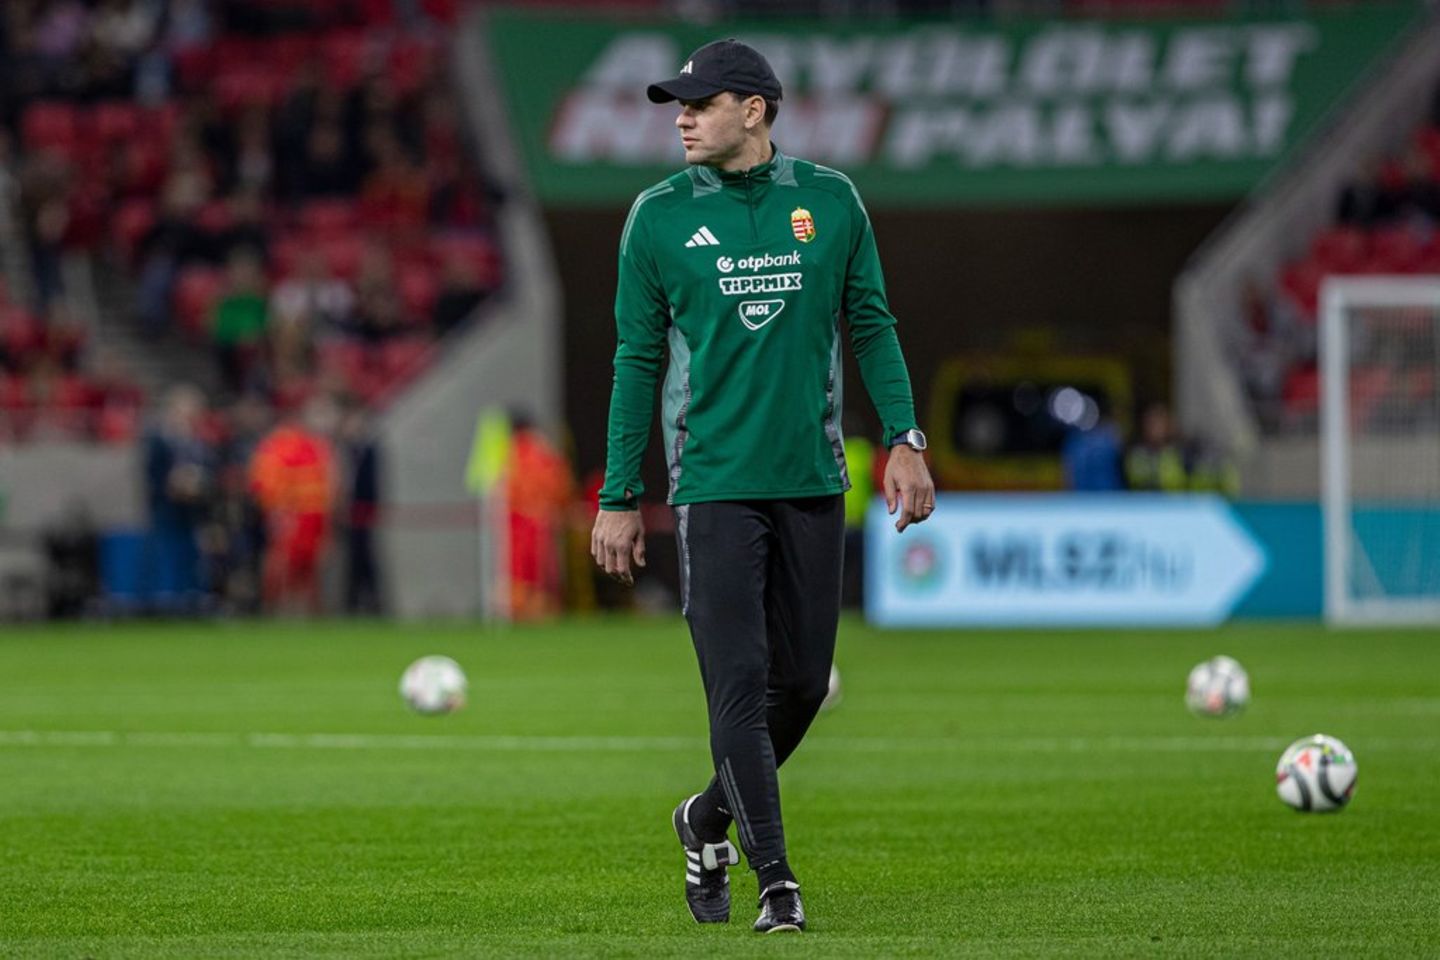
[506,413,574,620]
[248,395,339,615]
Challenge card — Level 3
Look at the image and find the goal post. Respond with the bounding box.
[1321,276,1440,625]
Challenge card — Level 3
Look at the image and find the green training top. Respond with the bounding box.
[599,147,917,510]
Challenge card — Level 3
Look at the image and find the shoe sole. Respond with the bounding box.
[762,924,802,934]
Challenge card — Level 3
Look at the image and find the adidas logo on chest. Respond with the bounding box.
[685,226,720,248]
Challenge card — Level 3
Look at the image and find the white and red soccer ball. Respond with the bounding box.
[399,655,468,715]
[1276,734,1357,813]
[1185,655,1250,718]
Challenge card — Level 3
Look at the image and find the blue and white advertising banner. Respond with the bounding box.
[865,494,1267,627]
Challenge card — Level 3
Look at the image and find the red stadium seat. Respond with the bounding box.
[388,36,433,94]
[319,235,368,280]
[1418,126,1440,177]
[269,234,305,280]
[1311,227,1369,273]
[195,200,234,235]
[1416,239,1440,276]
[267,35,319,74]
[215,66,285,109]
[317,339,368,380]
[1368,225,1425,274]
[420,0,461,22]
[54,374,95,414]
[0,307,43,358]
[91,102,143,144]
[298,199,360,235]
[0,375,29,412]
[1281,364,1319,422]
[432,234,503,288]
[380,336,432,380]
[398,262,439,320]
[322,31,373,89]
[21,102,82,154]
[1279,259,1323,320]
[96,402,140,443]
[173,267,226,338]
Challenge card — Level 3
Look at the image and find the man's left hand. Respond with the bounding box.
[883,445,936,533]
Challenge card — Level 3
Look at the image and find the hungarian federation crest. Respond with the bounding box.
[790,207,815,243]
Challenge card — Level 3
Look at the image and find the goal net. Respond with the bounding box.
[1321,277,1440,625]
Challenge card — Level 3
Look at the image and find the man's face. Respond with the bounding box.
[675,92,757,167]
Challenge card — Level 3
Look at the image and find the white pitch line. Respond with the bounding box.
[0,730,1435,754]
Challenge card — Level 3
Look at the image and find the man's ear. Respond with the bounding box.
[745,94,765,130]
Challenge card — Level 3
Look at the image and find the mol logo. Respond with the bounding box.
[738,299,786,331]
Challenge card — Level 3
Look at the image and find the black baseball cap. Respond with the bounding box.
[646,39,783,105]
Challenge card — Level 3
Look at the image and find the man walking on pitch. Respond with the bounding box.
[590,39,934,934]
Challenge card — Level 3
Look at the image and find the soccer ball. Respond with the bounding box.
[399,655,468,715]
[1185,655,1250,717]
[820,664,842,711]
[1276,734,1357,813]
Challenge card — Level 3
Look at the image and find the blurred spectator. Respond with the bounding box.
[18,149,74,310]
[43,500,99,619]
[222,104,277,197]
[1185,439,1240,498]
[338,402,382,614]
[212,392,271,613]
[143,383,212,610]
[507,412,573,620]
[359,127,429,233]
[298,119,359,198]
[1061,414,1125,492]
[44,301,87,372]
[1233,276,1305,433]
[431,248,489,335]
[350,244,405,342]
[214,188,271,264]
[157,0,203,49]
[1337,158,1399,227]
[91,0,158,62]
[135,166,213,337]
[273,248,355,330]
[211,248,268,394]
[1395,144,1440,227]
[1124,403,1187,492]
[248,394,339,616]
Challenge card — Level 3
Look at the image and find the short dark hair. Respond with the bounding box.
[729,91,779,127]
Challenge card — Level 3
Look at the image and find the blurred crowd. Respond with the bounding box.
[1,0,504,444]
[136,383,381,616]
[1237,81,1440,435]
[1060,401,1237,495]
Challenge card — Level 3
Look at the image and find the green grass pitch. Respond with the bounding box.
[0,617,1437,958]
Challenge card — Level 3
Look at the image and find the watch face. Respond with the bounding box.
[908,429,927,451]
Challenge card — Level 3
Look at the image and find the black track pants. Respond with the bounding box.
[674,496,844,868]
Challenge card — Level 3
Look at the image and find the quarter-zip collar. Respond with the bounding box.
[693,144,788,191]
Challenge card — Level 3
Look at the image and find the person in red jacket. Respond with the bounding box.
[506,413,574,620]
[248,395,338,615]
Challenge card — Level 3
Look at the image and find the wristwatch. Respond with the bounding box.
[889,428,927,451]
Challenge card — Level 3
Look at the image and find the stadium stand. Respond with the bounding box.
[4,0,505,431]
[1245,81,1440,434]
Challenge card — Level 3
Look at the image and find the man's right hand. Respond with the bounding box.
[591,508,646,587]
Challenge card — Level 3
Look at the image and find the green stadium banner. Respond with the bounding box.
[485,5,1422,206]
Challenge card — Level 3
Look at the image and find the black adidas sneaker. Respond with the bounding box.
[753,880,805,934]
[672,795,739,923]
